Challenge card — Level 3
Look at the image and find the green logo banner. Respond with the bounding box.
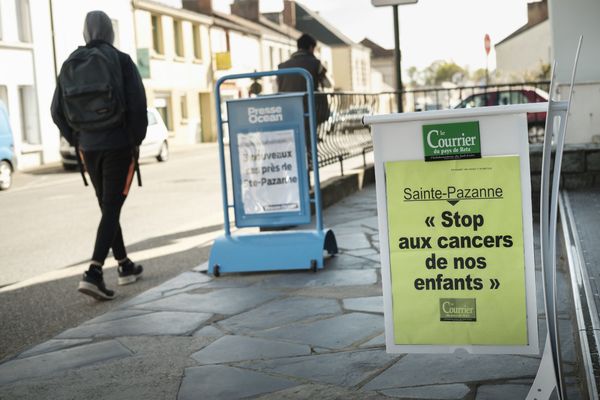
[439,298,477,322]
[384,156,527,346]
[422,121,481,161]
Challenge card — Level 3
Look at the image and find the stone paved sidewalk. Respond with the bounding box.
[0,186,587,399]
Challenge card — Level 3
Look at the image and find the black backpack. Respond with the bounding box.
[59,44,125,132]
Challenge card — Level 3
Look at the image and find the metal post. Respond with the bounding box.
[214,78,231,237]
[393,5,403,113]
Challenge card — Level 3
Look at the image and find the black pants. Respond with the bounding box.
[82,147,135,265]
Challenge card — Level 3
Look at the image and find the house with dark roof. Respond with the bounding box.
[280,0,372,92]
[360,38,394,90]
[495,0,550,80]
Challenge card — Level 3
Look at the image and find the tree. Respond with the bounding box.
[422,60,466,86]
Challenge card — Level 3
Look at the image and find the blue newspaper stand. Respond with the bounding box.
[209,68,337,276]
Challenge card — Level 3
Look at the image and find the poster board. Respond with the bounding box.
[227,94,311,228]
[365,104,545,354]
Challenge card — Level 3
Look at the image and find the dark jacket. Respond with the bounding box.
[51,41,147,151]
[277,50,327,92]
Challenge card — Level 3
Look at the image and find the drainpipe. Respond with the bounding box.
[49,0,58,80]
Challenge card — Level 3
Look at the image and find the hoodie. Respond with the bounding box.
[51,11,148,151]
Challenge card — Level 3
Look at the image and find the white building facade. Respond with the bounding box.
[133,0,214,143]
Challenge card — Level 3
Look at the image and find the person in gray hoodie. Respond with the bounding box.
[51,11,148,301]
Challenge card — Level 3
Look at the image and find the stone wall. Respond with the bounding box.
[530,143,600,191]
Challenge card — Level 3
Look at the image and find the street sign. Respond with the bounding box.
[484,34,491,55]
[372,0,417,7]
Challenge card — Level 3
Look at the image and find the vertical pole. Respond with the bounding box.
[214,79,231,237]
[393,5,403,113]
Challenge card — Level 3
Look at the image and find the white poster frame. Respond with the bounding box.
[365,103,546,354]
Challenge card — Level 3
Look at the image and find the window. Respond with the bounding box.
[19,86,40,144]
[151,14,164,55]
[173,20,184,57]
[180,95,188,120]
[192,24,202,60]
[16,0,32,43]
[154,94,172,132]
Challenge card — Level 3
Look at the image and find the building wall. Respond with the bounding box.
[134,3,214,144]
[0,0,71,169]
[495,20,551,80]
[371,57,395,89]
[350,46,371,92]
[331,46,352,91]
[549,0,600,144]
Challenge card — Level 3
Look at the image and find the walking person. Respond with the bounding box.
[277,33,331,161]
[277,33,331,93]
[51,11,148,301]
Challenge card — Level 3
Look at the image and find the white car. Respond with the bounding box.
[60,108,169,170]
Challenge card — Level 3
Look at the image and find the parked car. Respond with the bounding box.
[0,101,15,190]
[454,87,548,129]
[60,108,169,170]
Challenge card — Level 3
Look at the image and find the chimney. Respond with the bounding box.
[283,0,296,27]
[526,0,548,26]
[182,0,213,14]
[230,0,260,21]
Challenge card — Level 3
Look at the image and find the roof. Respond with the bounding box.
[496,1,548,47]
[213,10,300,42]
[360,38,393,58]
[495,18,548,46]
[292,1,355,46]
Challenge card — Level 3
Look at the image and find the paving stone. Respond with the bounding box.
[360,333,385,348]
[18,339,92,359]
[177,365,297,400]
[0,340,132,385]
[344,248,378,257]
[82,309,154,326]
[255,313,383,349]
[156,271,212,293]
[219,297,341,333]
[343,296,383,313]
[57,311,212,339]
[135,288,280,315]
[115,288,165,309]
[475,384,529,399]
[255,383,390,400]
[336,233,372,250]
[325,254,374,269]
[381,383,471,399]
[363,353,540,390]
[193,325,224,338]
[256,269,377,288]
[238,349,397,387]
[192,335,311,364]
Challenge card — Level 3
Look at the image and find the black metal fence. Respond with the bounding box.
[313,80,550,174]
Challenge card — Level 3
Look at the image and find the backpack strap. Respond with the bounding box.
[133,146,142,187]
[73,133,89,187]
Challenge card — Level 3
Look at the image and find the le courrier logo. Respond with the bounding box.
[422,121,481,161]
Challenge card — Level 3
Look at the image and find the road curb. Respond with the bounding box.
[319,163,375,210]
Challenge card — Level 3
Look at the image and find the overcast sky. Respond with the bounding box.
[214,0,533,71]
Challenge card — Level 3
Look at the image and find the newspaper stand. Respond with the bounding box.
[209,69,337,276]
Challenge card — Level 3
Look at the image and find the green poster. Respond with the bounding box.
[385,156,527,345]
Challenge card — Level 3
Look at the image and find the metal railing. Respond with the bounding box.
[312,81,551,174]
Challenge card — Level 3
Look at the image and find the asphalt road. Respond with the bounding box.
[0,143,226,361]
